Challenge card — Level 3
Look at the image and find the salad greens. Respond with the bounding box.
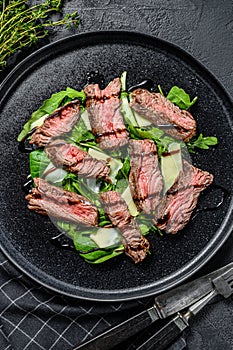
[20,71,218,264]
[166,86,198,110]
[56,222,123,264]
[127,124,179,157]
[17,87,85,142]
[29,149,50,179]
[187,133,218,152]
[158,84,198,110]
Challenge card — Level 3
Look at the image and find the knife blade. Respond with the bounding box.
[72,262,233,350]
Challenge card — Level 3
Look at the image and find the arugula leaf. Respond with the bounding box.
[17,88,86,142]
[128,124,178,157]
[99,181,116,193]
[29,149,50,179]
[128,124,164,141]
[98,208,112,227]
[166,86,198,110]
[187,133,218,152]
[120,157,131,178]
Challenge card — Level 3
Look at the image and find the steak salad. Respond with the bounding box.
[18,72,218,264]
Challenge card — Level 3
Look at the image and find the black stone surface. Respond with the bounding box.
[1,1,233,349]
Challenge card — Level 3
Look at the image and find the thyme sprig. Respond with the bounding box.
[0,0,79,71]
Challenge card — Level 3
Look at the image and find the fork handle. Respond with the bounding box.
[135,313,189,350]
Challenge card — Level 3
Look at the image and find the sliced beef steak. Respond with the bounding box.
[29,100,80,147]
[25,178,98,226]
[154,161,214,233]
[130,89,196,142]
[100,191,150,263]
[84,78,129,150]
[46,139,111,182]
[129,139,163,215]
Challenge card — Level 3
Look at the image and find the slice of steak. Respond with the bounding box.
[130,89,196,142]
[29,100,80,147]
[129,139,163,215]
[84,78,129,150]
[25,178,98,226]
[100,191,150,263]
[154,161,214,233]
[46,139,111,182]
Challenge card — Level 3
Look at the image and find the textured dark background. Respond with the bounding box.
[1,0,233,349]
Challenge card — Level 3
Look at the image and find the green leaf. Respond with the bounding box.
[72,229,123,264]
[85,248,124,264]
[187,133,218,152]
[66,87,86,103]
[62,173,99,204]
[70,118,95,144]
[128,124,177,157]
[121,157,131,178]
[115,178,129,193]
[29,149,50,179]
[73,230,99,252]
[128,124,164,141]
[166,86,198,110]
[17,88,86,142]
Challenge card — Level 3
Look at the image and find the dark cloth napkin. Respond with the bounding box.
[1,243,233,350]
[1,1,233,349]
[0,251,153,350]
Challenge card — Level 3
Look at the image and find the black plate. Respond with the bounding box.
[0,31,232,301]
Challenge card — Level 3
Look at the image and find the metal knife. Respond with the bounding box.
[72,262,233,350]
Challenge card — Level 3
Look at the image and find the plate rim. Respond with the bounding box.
[0,30,233,302]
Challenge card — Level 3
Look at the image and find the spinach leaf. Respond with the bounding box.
[82,248,124,264]
[187,133,218,153]
[73,230,99,252]
[57,221,123,264]
[166,86,197,110]
[73,229,123,264]
[136,215,162,236]
[70,118,96,145]
[17,88,86,142]
[115,178,129,194]
[29,149,50,179]
[114,157,130,193]
[62,173,99,205]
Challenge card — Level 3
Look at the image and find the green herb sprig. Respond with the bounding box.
[0,0,79,71]
[187,133,218,153]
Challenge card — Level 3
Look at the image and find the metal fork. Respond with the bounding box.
[135,267,233,350]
